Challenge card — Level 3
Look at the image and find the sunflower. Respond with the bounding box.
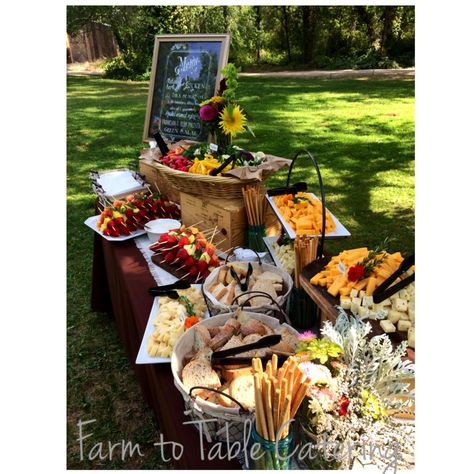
[218,104,247,136]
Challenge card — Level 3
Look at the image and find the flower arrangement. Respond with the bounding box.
[295,311,415,470]
[198,63,253,146]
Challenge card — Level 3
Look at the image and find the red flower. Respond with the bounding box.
[338,395,350,416]
[348,265,365,282]
[199,104,218,122]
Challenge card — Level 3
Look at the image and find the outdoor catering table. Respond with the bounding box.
[90,233,241,469]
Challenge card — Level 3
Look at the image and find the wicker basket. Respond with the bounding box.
[171,312,299,442]
[153,161,269,200]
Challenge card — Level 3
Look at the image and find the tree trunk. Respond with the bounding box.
[301,6,316,63]
[356,6,378,49]
[380,6,397,55]
[223,6,229,31]
[254,6,262,62]
[281,6,292,63]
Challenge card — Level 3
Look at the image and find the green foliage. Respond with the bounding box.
[67,5,414,77]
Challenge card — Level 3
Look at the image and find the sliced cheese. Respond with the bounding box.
[380,320,396,333]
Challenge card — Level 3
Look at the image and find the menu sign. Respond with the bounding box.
[143,34,230,142]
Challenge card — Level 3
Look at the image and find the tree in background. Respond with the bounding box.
[67,5,414,80]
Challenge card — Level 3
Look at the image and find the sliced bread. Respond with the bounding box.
[182,358,221,396]
[229,375,255,410]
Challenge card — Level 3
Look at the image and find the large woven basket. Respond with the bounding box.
[153,161,269,200]
[171,312,299,442]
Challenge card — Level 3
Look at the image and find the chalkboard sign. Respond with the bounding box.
[143,34,230,142]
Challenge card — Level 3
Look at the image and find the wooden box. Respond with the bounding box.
[179,191,247,252]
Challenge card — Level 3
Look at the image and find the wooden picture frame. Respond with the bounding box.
[143,33,230,143]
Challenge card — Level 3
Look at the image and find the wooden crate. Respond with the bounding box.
[179,191,247,252]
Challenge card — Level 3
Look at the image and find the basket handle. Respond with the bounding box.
[224,246,262,265]
[188,386,250,414]
[286,149,326,259]
[231,290,291,325]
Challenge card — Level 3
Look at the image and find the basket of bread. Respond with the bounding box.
[171,306,300,442]
[202,249,293,316]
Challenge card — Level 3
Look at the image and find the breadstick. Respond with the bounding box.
[279,394,292,439]
[273,387,281,430]
[254,373,268,439]
[281,378,288,401]
[291,368,305,399]
[271,353,278,375]
[290,379,311,418]
[255,357,263,374]
[264,377,275,441]
[287,367,295,398]
[266,360,273,378]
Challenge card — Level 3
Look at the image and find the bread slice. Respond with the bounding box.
[217,267,228,284]
[220,334,243,352]
[224,281,237,306]
[182,358,221,396]
[221,366,253,383]
[240,319,268,337]
[212,282,228,301]
[273,283,283,293]
[258,271,283,284]
[216,383,238,408]
[230,375,255,410]
[193,325,211,352]
[250,280,277,306]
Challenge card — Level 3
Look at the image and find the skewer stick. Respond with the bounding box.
[153,181,162,195]
[208,226,218,243]
[189,220,204,228]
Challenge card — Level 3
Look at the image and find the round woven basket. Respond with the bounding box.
[171,312,299,442]
[153,161,269,200]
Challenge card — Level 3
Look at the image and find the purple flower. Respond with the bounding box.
[298,330,316,342]
[199,104,218,122]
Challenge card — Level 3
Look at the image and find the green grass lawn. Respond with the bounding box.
[67,74,414,468]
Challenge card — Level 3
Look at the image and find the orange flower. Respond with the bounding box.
[185,316,200,329]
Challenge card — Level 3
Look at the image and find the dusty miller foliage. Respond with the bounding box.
[321,308,415,412]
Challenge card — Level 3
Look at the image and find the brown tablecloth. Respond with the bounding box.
[91,233,240,469]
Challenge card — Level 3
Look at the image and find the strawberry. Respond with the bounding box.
[103,228,111,236]
[189,266,198,276]
[178,235,190,247]
[184,256,195,268]
[197,260,208,273]
[163,252,176,264]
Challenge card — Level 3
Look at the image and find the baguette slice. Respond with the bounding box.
[221,366,254,383]
[257,271,283,284]
[182,359,221,396]
[229,374,255,410]
[212,283,228,301]
[217,266,228,284]
[250,280,277,306]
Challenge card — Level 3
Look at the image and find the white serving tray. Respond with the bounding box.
[84,215,147,241]
[266,192,350,240]
[263,236,283,268]
[135,285,208,364]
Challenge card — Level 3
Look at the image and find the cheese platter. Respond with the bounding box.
[266,192,350,240]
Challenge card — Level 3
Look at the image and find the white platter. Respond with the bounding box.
[266,192,351,240]
[135,285,208,364]
[263,236,283,268]
[84,215,147,241]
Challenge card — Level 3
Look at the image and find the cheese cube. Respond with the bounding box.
[380,320,396,333]
[350,302,361,316]
[398,320,412,332]
[372,303,383,312]
[399,289,409,300]
[368,310,378,320]
[394,298,408,312]
[351,297,361,306]
[408,307,415,323]
[359,290,366,299]
[358,307,369,320]
[388,310,403,324]
[389,292,399,302]
[350,289,359,299]
[380,299,391,307]
[399,312,410,321]
[340,297,351,310]
[407,327,415,348]
[362,295,373,308]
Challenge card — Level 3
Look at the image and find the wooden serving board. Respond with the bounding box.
[151,253,205,284]
[300,258,415,362]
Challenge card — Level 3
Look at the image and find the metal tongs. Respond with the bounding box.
[211,334,282,365]
[148,280,191,299]
[373,254,415,303]
[229,262,253,292]
[266,181,308,197]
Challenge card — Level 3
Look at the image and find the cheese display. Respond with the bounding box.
[147,287,207,358]
[272,192,336,235]
[271,239,295,275]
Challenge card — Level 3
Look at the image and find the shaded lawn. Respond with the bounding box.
[67,74,414,468]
